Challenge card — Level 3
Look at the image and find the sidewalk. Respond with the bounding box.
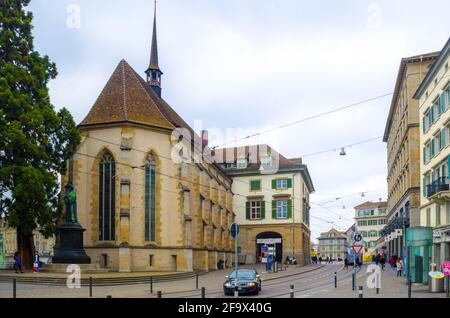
[301,265,449,298]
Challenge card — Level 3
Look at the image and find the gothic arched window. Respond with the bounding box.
[145,153,156,242]
[99,153,115,241]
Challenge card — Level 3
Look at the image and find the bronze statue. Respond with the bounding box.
[64,183,78,224]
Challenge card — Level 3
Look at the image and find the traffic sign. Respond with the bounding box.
[353,232,363,243]
[230,223,239,238]
[352,245,363,255]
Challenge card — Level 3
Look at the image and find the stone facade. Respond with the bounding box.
[66,125,234,272]
[383,52,438,257]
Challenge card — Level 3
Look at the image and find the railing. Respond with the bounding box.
[426,177,450,197]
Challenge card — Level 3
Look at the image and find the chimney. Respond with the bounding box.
[201,130,209,150]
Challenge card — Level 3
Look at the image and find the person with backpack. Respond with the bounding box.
[396,258,403,277]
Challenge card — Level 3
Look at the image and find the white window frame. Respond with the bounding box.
[250,201,262,220]
[276,200,288,219]
[276,179,288,189]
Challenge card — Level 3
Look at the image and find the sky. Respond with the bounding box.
[27,0,450,242]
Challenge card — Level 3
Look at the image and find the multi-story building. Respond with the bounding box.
[414,37,450,271]
[64,8,235,272]
[218,145,314,266]
[317,228,347,261]
[382,52,439,259]
[354,201,388,254]
[0,217,55,268]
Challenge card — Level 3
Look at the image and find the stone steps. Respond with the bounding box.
[0,270,208,286]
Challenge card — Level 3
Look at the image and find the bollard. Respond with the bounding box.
[201,287,206,298]
[334,272,337,288]
[150,276,153,294]
[196,273,199,289]
[358,286,363,298]
[157,291,162,298]
[352,273,355,291]
[89,277,93,298]
[13,278,16,299]
[290,285,294,298]
[407,277,412,299]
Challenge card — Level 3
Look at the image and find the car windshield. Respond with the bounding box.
[228,271,256,280]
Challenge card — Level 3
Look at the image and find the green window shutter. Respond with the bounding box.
[423,147,426,164]
[246,202,251,220]
[287,200,293,219]
[272,201,277,219]
[261,201,266,219]
[422,117,426,133]
[287,178,293,189]
[272,180,277,189]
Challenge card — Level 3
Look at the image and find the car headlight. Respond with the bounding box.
[224,282,232,288]
[247,282,257,287]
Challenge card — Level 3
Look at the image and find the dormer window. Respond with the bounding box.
[261,155,273,166]
[237,158,248,169]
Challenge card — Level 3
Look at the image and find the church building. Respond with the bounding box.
[64,7,235,272]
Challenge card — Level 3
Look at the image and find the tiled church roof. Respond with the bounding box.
[79,59,192,132]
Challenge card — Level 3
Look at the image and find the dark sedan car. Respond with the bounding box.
[223,269,262,296]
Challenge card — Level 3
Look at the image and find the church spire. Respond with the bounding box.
[146,0,163,97]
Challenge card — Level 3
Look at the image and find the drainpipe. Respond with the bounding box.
[292,173,298,259]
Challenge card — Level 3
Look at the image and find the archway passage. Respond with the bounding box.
[256,232,283,263]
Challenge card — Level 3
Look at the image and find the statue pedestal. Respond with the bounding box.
[52,223,91,264]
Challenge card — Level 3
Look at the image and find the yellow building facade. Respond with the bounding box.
[415,37,450,267]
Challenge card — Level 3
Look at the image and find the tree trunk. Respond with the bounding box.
[17,233,34,270]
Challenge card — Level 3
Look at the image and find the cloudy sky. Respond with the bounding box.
[28,0,450,242]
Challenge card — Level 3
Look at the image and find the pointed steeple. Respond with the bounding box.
[146,0,163,97]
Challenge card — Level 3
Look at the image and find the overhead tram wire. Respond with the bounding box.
[211,92,393,149]
[83,134,384,205]
[300,136,383,158]
[82,135,312,203]
[73,153,347,229]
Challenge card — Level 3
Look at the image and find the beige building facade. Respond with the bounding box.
[317,228,347,261]
[383,53,439,258]
[354,201,388,254]
[217,146,314,266]
[415,37,450,267]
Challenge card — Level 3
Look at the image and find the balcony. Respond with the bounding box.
[426,177,450,198]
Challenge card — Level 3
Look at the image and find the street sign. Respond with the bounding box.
[352,245,363,255]
[353,232,363,243]
[230,223,239,238]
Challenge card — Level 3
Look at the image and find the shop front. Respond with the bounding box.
[432,226,450,269]
[256,232,283,263]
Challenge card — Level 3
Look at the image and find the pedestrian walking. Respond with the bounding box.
[13,252,24,273]
[396,258,403,277]
[344,257,349,269]
[380,253,386,270]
